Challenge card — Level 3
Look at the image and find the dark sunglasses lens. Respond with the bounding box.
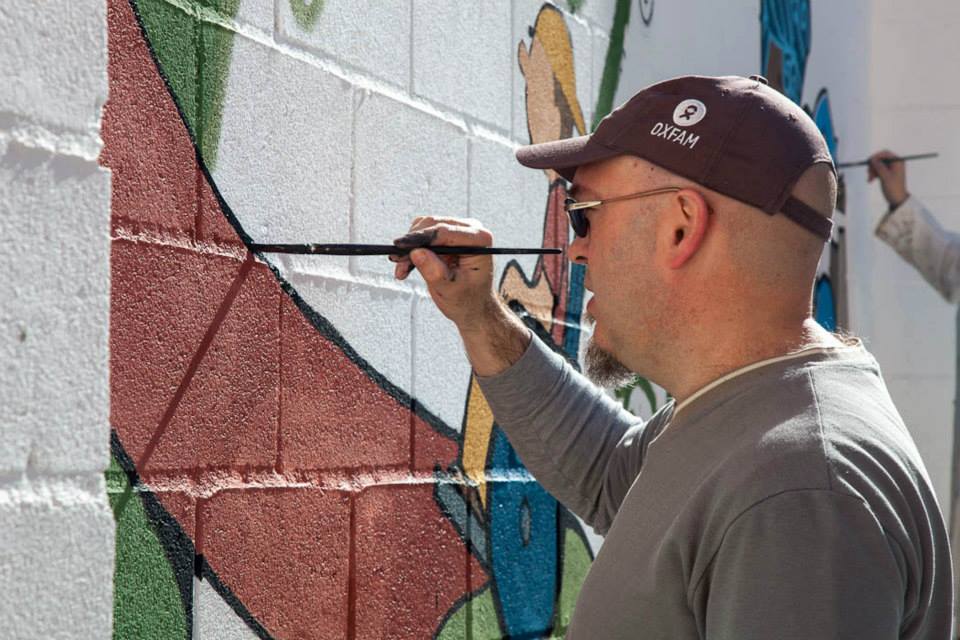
[568,210,588,237]
[564,198,589,237]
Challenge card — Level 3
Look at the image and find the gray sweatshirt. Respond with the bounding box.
[476,335,952,639]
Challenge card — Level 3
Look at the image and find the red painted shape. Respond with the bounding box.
[354,485,469,639]
[101,0,197,237]
[412,412,459,471]
[111,240,280,471]
[279,294,411,471]
[533,183,570,347]
[201,489,352,640]
[154,491,197,540]
[197,170,245,246]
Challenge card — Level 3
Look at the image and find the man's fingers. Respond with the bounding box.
[394,223,493,249]
[392,217,493,281]
[410,249,452,284]
[395,218,492,245]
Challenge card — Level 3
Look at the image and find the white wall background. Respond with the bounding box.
[0,1,115,638]
[868,0,960,509]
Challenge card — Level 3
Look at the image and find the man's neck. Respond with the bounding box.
[656,317,846,406]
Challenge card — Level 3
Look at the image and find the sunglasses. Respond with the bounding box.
[563,187,681,237]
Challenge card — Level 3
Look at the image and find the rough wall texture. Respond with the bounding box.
[0,1,115,639]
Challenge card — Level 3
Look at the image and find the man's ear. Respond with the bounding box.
[665,188,711,269]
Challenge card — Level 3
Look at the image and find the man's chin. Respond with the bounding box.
[584,339,634,389]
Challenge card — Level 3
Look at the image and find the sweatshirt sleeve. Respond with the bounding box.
[475,334,658,535]
[876,195,960,303]
[693,489,904,640]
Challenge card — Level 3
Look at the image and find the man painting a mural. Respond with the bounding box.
[392,75,952,637]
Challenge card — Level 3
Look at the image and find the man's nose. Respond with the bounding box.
[569,233,588,265]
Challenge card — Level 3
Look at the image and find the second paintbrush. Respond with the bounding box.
[249,243,562,256]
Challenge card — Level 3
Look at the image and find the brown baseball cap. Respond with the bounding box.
[516,74,836,240]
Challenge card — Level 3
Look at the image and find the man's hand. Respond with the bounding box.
[391,216,531,376]
[392,216,500,332]
[868,149,910,209]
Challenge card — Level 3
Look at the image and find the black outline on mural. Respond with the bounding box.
[639,0,654,26]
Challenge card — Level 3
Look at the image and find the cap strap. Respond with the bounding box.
[780,196,834,241]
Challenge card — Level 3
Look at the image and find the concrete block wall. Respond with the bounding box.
[5,0,952,637]
[0,1,115,639]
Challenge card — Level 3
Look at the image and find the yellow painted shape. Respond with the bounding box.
[534,5,586,135]
[462,375,496,506]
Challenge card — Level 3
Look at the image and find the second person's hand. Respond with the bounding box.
[868,149,910,209]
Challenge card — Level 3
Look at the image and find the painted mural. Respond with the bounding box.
[102,0,630,638]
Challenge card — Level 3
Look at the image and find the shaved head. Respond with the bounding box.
[721,162,837,296]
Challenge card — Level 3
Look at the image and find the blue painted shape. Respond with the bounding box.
[814,275,836,331]
[562,262,587,361]
[813,89,838,160]
[760,0,811,104]
[488,428,558,637]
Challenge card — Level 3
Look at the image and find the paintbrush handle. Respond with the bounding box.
[836,152,939,169]
[249,243,562,256]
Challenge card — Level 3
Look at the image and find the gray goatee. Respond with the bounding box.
[583,312,634,388]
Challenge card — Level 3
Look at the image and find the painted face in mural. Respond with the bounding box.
[518,36,564,148]
[518,6,585,181]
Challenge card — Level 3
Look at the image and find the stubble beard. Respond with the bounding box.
[583,312,635,389]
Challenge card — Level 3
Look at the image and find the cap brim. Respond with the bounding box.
[515,135,618,182]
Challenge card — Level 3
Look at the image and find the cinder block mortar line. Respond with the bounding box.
[112,224,248,260]
[0,111,102,160]
[348,87,360,276]
[279,263,417,297]
[408,0,415,95]
[276,290,284,473]
[194,12,205,244]
[137,468,540,497]
[409,296,417,472]
[510,0,516,142]
[346,496,357,640]
[194,166,204,244]
[154,0,517,144]
[0,474,108,505]
[195,495,205,579]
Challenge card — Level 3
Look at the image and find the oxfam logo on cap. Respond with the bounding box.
[672,99,707,127]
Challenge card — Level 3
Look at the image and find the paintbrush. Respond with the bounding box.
[836,152,938,169]
[249,243,562,256]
